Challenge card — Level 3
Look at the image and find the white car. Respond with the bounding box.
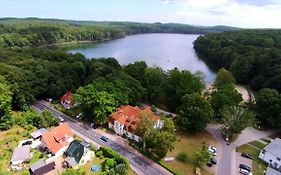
[208,146,217,156]
[58,116,64,122]
[239,168,251,175]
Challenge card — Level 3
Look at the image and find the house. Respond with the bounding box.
[42,123,74,157]
[29,159,56,175]
[266,166,281,175]
[30,128,47,140]
[61,92,73,109]
[64,140,95,169]
[10,145,31,169]
[259,138,281,171]
[108,105,163,142]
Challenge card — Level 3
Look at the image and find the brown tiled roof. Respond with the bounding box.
[60,92,73,102]
[42,123,73,154]
[110,105,160,132]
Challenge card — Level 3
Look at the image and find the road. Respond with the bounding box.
[207,124,281,175]
[32,101,172,175]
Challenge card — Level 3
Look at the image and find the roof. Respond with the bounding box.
[11,145,30,163]
[264,138,281,157]
[29,159,55,175]
[42,123,73,154]
[29,159,45,172]
[110,105,160,132]
[65,140,85,163]
[81,140,90,148]
[65,157,77,168]
[60,92,73,102]
[30,128,47,139]
[266,167,281,175]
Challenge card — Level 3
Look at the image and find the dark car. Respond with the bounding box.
[210,158,217,165]
[22,140,32,146]
[241,152,253,159]
[100,136,109,142]
[239,164,251,172]
[207,161,213,167]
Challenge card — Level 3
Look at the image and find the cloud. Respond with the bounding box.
[161,0,281,28]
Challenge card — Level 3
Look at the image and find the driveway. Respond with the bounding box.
[32,101,172,175]
[206,124,281,175]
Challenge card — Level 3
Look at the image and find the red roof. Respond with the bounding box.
[60,92,73,103]
[110,105,160,132]
[42,123,73,154]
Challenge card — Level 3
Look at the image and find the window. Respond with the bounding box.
[269,159,272,163]
[262,149,266,154]
[277,157,281,161]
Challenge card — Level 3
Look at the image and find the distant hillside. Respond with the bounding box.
[0,18,238,48]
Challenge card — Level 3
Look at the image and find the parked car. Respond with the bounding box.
[241,152,253,159]
[208,146,217,156]
[239,164,251,172]
[76,113,83,120]
[207,161,213,167]
[22,140,32,146]
[239,168,251,175]
[100,136,109,142]
[210,158,217,165]
[58,116,64,122]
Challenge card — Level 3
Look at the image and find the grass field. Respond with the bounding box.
[164,131,217,175]
[0,126,43,175]
[248,140,267,150]
[236,144,267,175]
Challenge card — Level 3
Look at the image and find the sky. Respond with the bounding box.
[0,0,281,28]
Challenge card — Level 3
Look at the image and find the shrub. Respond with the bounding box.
[176,151,188,163]
[115,163,127,175]
[95,150,103,157]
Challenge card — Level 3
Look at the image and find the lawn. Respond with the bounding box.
[163,131,217,175]
[236,144,268,175]
[80,156,135,175]
[248,140,267,150]
[0,126,44,175]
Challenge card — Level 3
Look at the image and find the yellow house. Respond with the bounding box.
[64,140,95,169]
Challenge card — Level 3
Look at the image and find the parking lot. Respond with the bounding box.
[235,152,252,175]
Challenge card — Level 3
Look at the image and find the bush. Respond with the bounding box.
[176,151,188,163]
[95,150,103,157]
[98,146,129,170]
[103,158,115,171]
[115,163,127,175]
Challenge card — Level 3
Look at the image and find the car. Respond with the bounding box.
[208,146,217,156]
[22,140,32,146]
[239,164,251,172]
[210,158,217,165]
[76,113,83,120]
[58,116,64,122]
[100,136,109,142]
[207,161,213,167]
[239,168,251,175]
[241,152,253,159]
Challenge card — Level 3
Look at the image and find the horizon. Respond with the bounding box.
[0,0,281,28]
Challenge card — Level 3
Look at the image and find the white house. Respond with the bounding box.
[108,105,163,142]
[259,138,281,172]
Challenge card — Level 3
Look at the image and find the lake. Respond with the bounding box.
[66,33,215,83]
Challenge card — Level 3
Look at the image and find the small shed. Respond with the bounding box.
[29,159,56,175]
[11,145,31,165]
[30,128,47,140]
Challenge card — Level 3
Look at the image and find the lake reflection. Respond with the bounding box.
[66,34,215,83]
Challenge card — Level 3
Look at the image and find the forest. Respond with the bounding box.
[0,18,236,48]
[194,29,281,92]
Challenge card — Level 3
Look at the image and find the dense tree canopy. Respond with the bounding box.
[255,88,281,127]
[194,29,281,92]
[176,93,214,132]
[0,18,235,48]
[0,75,13,130]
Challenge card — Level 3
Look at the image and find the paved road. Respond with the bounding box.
[32,101,172,175]
[207,124,281,175]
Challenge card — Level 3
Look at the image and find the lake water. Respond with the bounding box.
[66,33,215,83]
